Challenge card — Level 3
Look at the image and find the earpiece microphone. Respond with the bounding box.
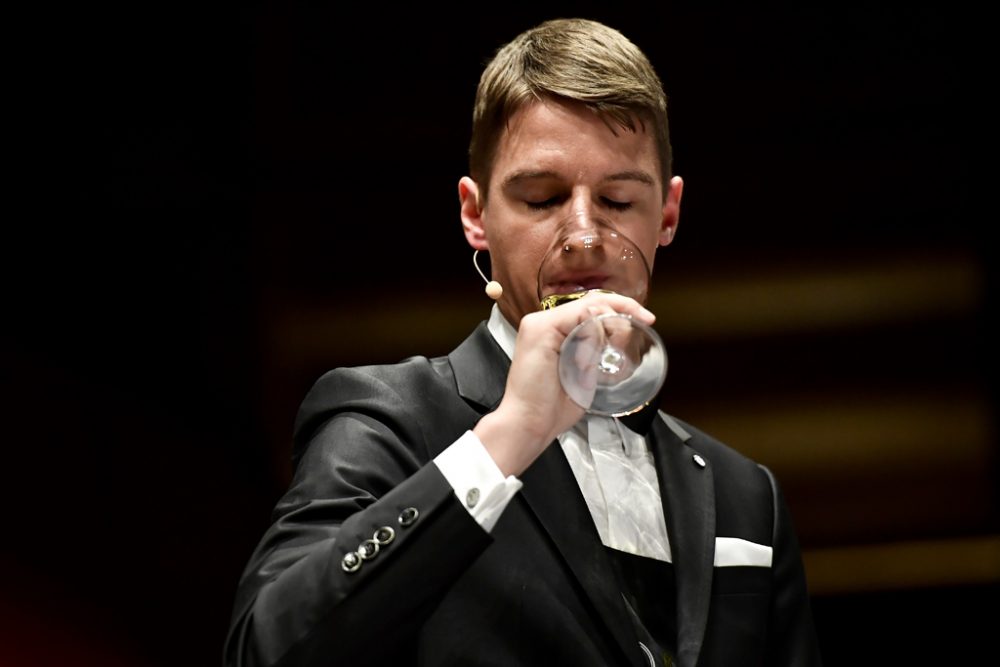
[473,250,503,300]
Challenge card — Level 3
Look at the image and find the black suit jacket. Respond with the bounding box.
[225,322,822,666]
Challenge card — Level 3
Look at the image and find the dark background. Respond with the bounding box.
[3,4,995,665]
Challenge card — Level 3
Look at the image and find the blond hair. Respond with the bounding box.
[469,18,673,202]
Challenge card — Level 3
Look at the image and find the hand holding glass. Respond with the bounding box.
[536,214,667,417]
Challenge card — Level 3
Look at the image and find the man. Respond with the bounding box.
[225,18,822,666]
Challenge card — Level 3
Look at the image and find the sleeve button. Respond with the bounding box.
[398,507,419,527]
[374,526,396,545]
[341,551,361,573]
[358,538,380,560]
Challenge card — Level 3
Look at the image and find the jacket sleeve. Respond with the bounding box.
[224,366,493,667]
[760,465,824,666]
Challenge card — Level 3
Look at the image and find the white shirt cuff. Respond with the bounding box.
[433,430,523,533]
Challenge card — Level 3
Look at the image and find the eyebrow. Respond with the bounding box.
[604,170,655,186]
[501,170,559,189]
[501,169,655,189]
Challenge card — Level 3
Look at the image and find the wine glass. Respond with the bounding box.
[536,213,667,417]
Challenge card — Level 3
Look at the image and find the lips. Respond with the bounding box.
[544,273,611,295]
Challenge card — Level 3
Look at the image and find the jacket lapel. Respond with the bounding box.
[447,322,509,413]
[650,414,716,667]
[519,445,646,666]
[448,323,645,666]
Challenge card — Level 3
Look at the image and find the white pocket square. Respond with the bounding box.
[714,537,773,567]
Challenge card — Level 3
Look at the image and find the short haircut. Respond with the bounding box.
[469,18,673,203]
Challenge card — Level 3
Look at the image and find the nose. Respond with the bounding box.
[565,202,600,230]
[558,210,609,253]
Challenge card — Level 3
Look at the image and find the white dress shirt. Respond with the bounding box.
[434,305,671,562]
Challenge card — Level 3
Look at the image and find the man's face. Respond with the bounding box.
[473,98,678,327]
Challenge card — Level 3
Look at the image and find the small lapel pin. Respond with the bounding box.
[692,454,706,468]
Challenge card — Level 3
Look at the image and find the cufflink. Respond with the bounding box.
[398,507,419,527]
[466,487,480,508]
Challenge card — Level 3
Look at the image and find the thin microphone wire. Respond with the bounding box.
[473,250,502,299]
[473,250,489,283]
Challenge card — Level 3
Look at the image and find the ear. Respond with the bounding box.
[658,176,684,246]
[459,176,489,251]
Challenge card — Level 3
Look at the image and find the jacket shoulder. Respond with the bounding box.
[290,355,461,465]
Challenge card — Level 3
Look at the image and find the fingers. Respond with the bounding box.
[483,291,656,472]
[545,291,655,338]
[582,290,655,323]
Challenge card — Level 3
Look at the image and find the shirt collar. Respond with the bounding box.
[486,303,517,361]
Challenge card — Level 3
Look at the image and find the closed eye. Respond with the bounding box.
[601,197,633,211]
[526,196,562,210]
